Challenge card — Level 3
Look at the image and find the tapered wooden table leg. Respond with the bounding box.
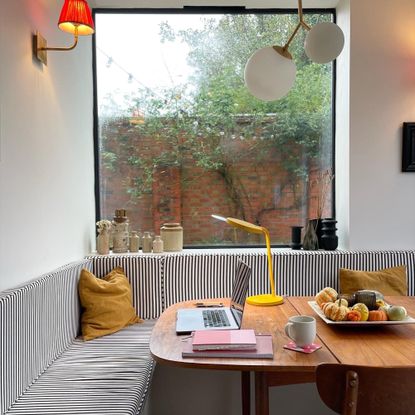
[241,371,251,415]
[255,372,269,415]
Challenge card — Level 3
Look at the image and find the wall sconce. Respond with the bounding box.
[34,0,95,66]
[244,0,344,101]
[212,214,284,306]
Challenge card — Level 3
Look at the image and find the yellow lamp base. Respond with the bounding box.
[246,294,284,306]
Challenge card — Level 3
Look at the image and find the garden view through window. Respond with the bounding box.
[94,9,334,247]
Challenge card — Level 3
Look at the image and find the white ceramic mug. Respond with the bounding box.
[284,315,316,347]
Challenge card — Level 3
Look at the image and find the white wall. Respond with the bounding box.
[337,0,415,250]
[0,0,95,291]
[336,0,350,250]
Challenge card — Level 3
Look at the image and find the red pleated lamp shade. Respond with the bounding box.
[58,0,95,36]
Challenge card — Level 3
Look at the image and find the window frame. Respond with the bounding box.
[92,6,337,248]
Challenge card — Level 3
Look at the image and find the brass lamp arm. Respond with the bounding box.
[41,33,79,52]
[35,27,80,65]
[282,0,311,53]
[262,227,276,297]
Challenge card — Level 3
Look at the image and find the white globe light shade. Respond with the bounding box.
[304,22,345,64]
[244,46,296,101]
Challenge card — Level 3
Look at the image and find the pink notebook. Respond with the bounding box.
[183,334,273,359]
[192,329,257,351]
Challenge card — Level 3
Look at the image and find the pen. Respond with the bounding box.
[194,302,224,308]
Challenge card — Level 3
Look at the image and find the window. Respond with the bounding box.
[94,8,334,247]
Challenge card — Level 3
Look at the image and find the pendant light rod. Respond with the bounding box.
[282,0,311,52]
[298,0,311,30]
[282,22,301,52]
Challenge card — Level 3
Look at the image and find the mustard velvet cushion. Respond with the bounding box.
[79,267,141,341]
[339,265,407,296]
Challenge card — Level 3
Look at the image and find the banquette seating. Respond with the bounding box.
[0,250,414,414]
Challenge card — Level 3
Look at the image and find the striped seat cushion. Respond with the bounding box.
[6,321,156,415]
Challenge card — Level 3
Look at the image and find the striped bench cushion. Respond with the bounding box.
[6,321,156,415]
[0,259,93,415]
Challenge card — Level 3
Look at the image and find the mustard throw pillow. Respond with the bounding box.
[79,267,141,341]
[339,265,407,296]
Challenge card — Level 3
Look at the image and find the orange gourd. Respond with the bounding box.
[368,309,388,321]
[323,302,348,321]
[315,287,338,308]
[346,310,361,321]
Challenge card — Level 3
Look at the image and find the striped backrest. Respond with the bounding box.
[163,250,415,307]
[88,255,164,319]
[0,259,92,415]
[91,250,415,312]
[275,250,415,297]
[163,252,270,308]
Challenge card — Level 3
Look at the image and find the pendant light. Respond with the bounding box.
[244,0,344,101]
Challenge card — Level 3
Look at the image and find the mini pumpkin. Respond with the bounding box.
[346,310,361,321]
[323,302,348,321]
[315,287,338,308]
[352,303,369,321]
[368,309,388,321]
[334,298,348,308]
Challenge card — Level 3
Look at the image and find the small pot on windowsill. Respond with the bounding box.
[320,218,338,250]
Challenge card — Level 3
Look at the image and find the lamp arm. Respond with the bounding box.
[261,227,276,297]
[282,0,312,52]
[39,32,79,52]
[282,21,302,52]
[298,0,311,30]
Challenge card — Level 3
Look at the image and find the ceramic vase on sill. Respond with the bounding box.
[302,220,319,251]
[97,231,110,255]
[321,219,338,250]
[112,209,129,253]
[290,226,303,250]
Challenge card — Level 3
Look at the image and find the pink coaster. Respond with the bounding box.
[283,341,322,354]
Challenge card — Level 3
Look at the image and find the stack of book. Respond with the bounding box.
[182,329,273,359]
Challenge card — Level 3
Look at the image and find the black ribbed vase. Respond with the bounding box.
[290,226,303,250]
[320,219,338,250]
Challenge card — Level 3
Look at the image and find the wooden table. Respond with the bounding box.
[150,296,415,415]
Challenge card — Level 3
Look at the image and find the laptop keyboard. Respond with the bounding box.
[202,309,231,328]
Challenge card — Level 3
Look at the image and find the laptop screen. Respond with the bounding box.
[229,260,251,327]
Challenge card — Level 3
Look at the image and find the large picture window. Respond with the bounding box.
[94,8,335,247]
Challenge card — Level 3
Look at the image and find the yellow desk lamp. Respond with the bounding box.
[212,215,284,306]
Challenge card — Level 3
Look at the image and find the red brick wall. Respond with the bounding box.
[99,118,332,245]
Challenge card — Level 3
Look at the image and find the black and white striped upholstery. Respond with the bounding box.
[0,260,92,415]
[91,249,415,312]
[274,250,415,296]
[162,250,415,306]
[6,322,155,415]
[87,255,163,319]
[0,259,155,415]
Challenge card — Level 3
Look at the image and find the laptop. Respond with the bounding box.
[176,259,251,334]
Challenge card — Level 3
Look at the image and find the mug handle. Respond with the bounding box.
[284,322,294,341]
